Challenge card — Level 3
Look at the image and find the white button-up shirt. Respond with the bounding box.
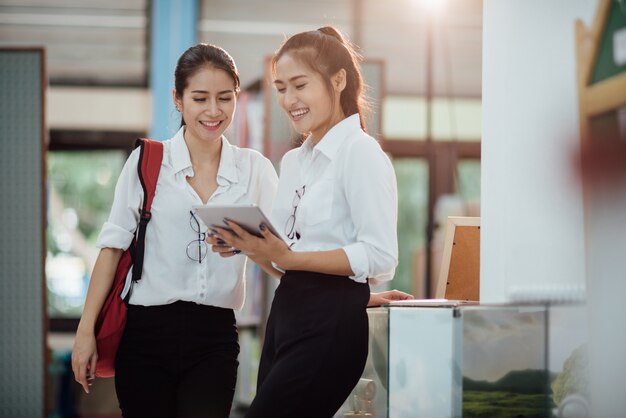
[272,114,398,284]
[96,127,278,309]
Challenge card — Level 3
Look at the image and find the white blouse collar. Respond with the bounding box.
[169,127,239,184]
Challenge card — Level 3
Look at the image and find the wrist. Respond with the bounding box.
[76,319,96,336]
[276,248,296,271]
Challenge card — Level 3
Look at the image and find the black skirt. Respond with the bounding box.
[247,270,370,418]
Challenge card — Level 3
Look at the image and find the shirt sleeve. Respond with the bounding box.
[95,148,143,250]
[341,137,399,285]
[256,158,279,218]
[254,156,284,274]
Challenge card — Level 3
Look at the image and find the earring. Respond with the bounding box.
[175,106,181,112]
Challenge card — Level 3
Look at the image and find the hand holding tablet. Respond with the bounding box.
[192,204,285,243]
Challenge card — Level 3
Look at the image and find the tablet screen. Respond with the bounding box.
[192,204,285,242]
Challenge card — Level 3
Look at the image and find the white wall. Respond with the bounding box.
[47,87,151,132]
[585,178,626,417]
[481,0,596,303]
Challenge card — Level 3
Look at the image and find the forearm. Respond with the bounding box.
[277,248,354,276]
[76,248,123,335]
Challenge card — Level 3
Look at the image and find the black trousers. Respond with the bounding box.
[114,301,239,418]
[246,270,370,418]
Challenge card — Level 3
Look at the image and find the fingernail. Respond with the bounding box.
[233,250,241,254]
[211,228,218,235]
[223,218,230,224]
[259,223,266,231]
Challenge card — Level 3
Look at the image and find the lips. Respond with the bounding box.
[290,108,309,121]
[200,120,222,130]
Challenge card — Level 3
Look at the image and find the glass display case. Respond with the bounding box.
[337,302,588,418]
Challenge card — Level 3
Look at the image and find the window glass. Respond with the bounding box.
[457,159,481,203]
[392,158,429,297]
[382,96,482,141]
[46,150,125,317]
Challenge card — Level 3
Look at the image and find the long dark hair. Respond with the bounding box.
[174,43,240,127]
[271,26,368,131]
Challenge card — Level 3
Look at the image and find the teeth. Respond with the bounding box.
[201,121,220,127]
[291,109,308,117]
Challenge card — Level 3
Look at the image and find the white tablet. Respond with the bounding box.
[192,204,285,242]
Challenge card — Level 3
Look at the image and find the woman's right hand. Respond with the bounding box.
[368,289,414,307]
[71,330,98,393]
[70,248,124,394]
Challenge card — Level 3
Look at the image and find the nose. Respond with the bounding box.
[206,99,221,117]
[284,88,298,107]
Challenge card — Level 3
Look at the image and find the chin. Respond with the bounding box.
[291,122,310,136]
[196,133,222,143]
[293,128,308,136]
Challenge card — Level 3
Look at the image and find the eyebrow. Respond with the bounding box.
[190,89,234,94]
[273,75,307,85]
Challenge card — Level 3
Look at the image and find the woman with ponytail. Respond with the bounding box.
[209,26,408,417]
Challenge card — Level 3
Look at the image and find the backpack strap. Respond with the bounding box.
[131,138,163,283]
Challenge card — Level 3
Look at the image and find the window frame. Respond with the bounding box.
[47,129,140,332]
[384,138,481,297]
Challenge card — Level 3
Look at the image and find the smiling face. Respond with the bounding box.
[273,52,345,143]
[173,65,237,145]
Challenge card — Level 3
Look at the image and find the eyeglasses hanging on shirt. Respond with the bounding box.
[187,210,208,263]
[285,185,306,241]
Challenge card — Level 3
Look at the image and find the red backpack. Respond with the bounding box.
[94,138,163,378]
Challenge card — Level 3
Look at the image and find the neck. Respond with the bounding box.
[183,129,222,167]
[311,111,346,145]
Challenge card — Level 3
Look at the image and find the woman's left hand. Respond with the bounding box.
[208,219,290,262]
[368,290,414,307]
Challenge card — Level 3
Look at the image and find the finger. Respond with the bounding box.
[218,251,236,258]
[217,248,241,258]
[206,235,226,245]
[71,355,78,379]
[211,242,240,255]
[89,353,98,381]
[223,219,253,239]
[211,244,234,254]
[259,224,287,249]
[77,362,90,394]
[212,226,238,243]
[393,290,414,300]
[258,223,278,240]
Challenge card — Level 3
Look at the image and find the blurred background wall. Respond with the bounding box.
[0,0,484,324]
[0,1,484,415]
[8,0,623,416]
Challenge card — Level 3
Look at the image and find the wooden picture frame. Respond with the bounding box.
[576,0,626,149]
[435,216,480,301]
